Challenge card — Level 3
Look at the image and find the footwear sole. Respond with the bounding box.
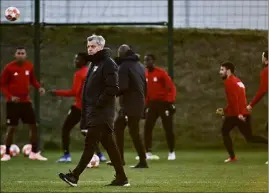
[56,161,72,163]
[136,156,160,160]
[224,160,237,163]
[29,158,48,161]
[58,173,77,187]
[106,183,131,187]
[1,159,11,161]
[129,165,149,168]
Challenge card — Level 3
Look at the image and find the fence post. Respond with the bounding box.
[34,0,41,148]
[185,0,190,27]
[267,0,269,132]
[167,0,174,79]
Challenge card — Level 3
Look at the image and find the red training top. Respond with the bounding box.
[55,66,88,109]
[249,66,268,107]
[224,75,249,116]
[0,60,40,102]
[145,67,176,104]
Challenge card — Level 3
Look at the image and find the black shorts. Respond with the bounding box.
[6,102,36,126]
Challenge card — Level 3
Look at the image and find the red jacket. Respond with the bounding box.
[0,60,40,102]
[145,67,176,104]
[224,75,249,116]
[55,66,88,109]
[249,66,268,107]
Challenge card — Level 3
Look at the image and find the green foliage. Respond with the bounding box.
[0,26,267,149]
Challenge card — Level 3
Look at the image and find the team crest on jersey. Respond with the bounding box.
[237,82,245,88]
[153,77,158,82]
[25,70,29,75]
[14,72,18,76]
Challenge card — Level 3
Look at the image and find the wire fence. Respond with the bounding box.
[1,0,268,29]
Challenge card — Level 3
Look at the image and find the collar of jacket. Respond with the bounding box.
[88,48,111,63]
[119,50,140,64]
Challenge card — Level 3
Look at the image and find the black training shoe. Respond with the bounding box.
[129,162,148,168]
[107,178,130,186]
[58,170,78,187]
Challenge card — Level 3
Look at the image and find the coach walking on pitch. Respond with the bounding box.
[107,45,148,168]
[58,35,129,187]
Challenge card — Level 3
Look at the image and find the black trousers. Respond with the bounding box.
[144,101,175,153]
[114,113,146,164]
[61,106,103,154]
[221,116,268,158]
[72,123,126,180]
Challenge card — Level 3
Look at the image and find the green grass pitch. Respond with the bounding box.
[1,150,268,192]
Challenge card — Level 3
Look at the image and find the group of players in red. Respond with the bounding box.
[0,47,267,165]
[0,47,177,163]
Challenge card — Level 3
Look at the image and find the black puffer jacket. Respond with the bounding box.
[80,48,119,130]
[117,50,147,117]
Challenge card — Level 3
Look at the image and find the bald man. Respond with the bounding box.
[107,45,148,168]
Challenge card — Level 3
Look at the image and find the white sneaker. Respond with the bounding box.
[146,152,152,160]
[266,161,268,165]
[168,152,176,160]
[135,152,151,160]
[1,154,11,161]
[135,152,160,160]
[29,152,48,161]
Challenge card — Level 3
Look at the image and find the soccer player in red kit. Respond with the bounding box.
[143,54,176,161]
[49,52,106,163]
[0,47,47,161]
[217,62,267,163]
[247,50,268,164]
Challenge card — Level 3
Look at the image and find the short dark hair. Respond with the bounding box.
[263,50,268,59]
[77,52,89,64]
[221,61,235,73]
[16,46,26,51]
[145,54,156,61]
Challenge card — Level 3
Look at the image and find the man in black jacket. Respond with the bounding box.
[58,35,129,187]
[107,44,148,168]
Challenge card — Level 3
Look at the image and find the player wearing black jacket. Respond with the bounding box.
[107,44,148,168]
[58,35,129,187]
